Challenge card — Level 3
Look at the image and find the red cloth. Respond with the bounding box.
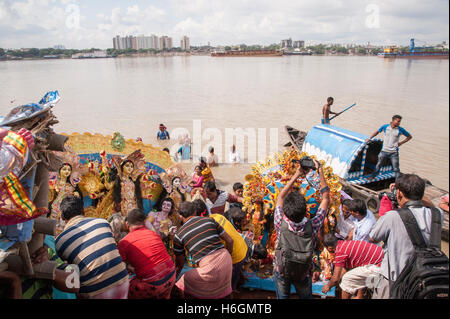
[118,226,174,279]
[128,271,175,299]
[378,195,393,217]
[333,240,383,269]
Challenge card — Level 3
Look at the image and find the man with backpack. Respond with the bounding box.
[369,173,447,299]
[273,158,330,299]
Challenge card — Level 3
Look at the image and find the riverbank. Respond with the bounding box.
[0,51,381,62]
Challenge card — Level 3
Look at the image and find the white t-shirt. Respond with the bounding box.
[336,212,356,239]
[353,209,376,242]
[229,151,241,163]
[207,153,219,165]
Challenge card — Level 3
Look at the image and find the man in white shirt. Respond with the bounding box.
[336,199,357,240]
[206,146,219,167]
[346,198,376,242]
[228,145,241,163]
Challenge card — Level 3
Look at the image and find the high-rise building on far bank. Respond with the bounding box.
[159,36,173,50]
[293,40,305,48]
[281,38,292,49]
[181,36,190,51]
[113,34,169,50]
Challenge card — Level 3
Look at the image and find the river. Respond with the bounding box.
[0,55,448,192]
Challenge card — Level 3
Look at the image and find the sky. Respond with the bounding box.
[0,0,448,49]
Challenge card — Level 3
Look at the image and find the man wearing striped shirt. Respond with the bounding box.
[173,201,234,299]
[321,233,383,299]
[205,181,243,215]
[55,196,129,299]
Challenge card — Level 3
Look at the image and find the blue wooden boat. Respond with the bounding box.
[301,124,395,187]
[285,124,449,241]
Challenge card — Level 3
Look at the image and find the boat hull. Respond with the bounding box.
[211,50,283,57]
[378,52,449,59]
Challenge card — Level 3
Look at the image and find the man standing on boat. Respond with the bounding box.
[366,115,412,180]
[322,97,339,124]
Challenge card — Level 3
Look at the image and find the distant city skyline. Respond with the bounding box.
[0,0,448,49]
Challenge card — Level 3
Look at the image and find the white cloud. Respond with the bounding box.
[0,0,448,49]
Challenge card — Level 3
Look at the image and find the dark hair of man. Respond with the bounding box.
[126,209,146,226]
[178,201,195,218]
[323,233,339,248]
[61,195,84,221]
[159,197,175,216]
[342,187,353,198]
[395,173,425,201]
[163,148,170,153]
[252,244,268,259]
[225,207,246,229]
[233,182,244,192]
[327,97,334,103]
[392,114,402,121]
[283,192,307,223]
[204,181,217,192]
[349,198,367,216]
[341,199,353,209]
[192,199,208,216]
[200,157,207,164]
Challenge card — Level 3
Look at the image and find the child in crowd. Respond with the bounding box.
[224,207,249,232]
[189,166,205,200]
[229,182,244,210]
[242,236,268,262]
[199,157,215,183]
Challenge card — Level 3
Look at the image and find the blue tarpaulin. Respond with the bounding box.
[303,124,394,185]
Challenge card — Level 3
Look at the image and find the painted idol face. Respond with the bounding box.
[123,161,134,175]
[173,177,181,188]
[161,201,172,214]
[60,164,72,179]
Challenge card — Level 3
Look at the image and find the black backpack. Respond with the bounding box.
[390,206,449,299]
[275,219,313,282]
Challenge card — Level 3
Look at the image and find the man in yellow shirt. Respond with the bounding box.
[210,213,248,292]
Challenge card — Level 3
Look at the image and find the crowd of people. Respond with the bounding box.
[0,118,447,300]
[45,161,268,299]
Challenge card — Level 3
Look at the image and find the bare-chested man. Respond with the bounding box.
[322,97,338,124]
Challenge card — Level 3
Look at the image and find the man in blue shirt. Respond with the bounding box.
[157,124,170,141]
[366,115,412,180]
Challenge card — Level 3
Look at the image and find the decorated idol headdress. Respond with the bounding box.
[159,163,189,193]
[111,149,146,181]
[51,147,86,187]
